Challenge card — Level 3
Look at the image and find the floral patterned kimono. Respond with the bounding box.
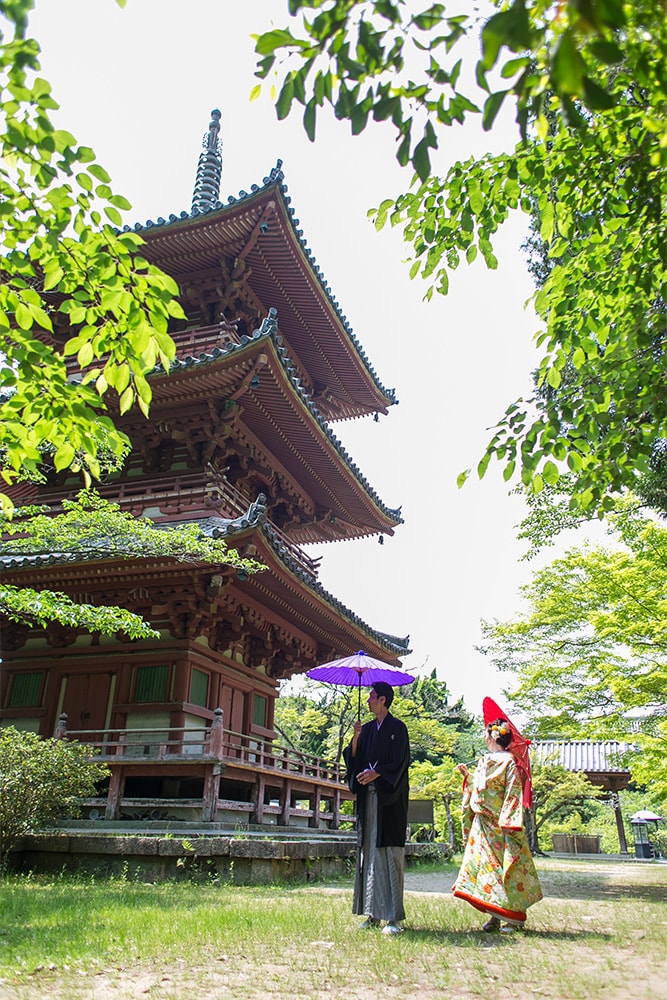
[453,751,542,923]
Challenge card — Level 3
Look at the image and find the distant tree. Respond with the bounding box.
[0,726,109,868]
[0,491,262,637]
[528,759,601,853]
[480,506,667,796]
[395,670,478,764]
[255,0,666,513]
[409,758,461,850]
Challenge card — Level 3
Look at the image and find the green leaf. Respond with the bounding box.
[54,442,76,471]
[482,91,507,132]
[303,98,316,141]
[14,303,33,330]
[88,164,112,183]
[276,77,295,120]
[547,367,562,389]
[255,28,297,56]
[412,136,432,182]
[552,30,587,96]
[104,206,123,226]
[543,460,559,486]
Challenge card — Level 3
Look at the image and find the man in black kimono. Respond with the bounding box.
[343,682,410,934]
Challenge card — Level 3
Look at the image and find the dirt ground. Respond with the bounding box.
[1,857,666,1000]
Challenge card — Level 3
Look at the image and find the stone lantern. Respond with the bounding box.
[629,809,663,859]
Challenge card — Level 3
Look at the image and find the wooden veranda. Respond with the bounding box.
[56,709,354,830]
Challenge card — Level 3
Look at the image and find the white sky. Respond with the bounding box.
[27,0,595,711]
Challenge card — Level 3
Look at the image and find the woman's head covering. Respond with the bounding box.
[482,697,533,808]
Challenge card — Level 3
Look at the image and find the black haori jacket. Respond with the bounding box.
[343,712,410,848]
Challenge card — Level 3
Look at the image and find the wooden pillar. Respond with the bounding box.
[208,707,224,757]
[280,780,293,827]
[610,791,629,854]
[202,763,222,823]
[253,773,266,825]
[332,788,341,830]
[105,767,125,820]
[309,786,322,829]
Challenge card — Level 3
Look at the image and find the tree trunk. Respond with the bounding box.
[525,805,539,855]
[444,796,456,851]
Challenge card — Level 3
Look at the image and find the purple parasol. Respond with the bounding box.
[307,650,415,717]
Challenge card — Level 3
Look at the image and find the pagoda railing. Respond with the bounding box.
[29,472,321,580]
[59,721,345,786]
[210,474,321,579]
[170,322,243,356]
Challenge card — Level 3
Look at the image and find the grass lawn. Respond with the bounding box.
[0,856,665,999]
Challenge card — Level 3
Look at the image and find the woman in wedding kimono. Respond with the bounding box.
[452,717,542,932]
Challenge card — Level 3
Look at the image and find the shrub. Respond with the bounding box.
[0,727,109,867]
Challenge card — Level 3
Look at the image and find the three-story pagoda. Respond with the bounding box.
[0,111,409,828]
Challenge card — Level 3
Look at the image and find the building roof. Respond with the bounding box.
[0,497,409,662]
[195,506,409,659]
[531,740,633,775]
[132,157,397,422]
[145,309,402,542]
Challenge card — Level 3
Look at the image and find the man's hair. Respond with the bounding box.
[372,681,394,708]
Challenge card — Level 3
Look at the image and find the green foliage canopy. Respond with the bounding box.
[0,725,110,864]
[480,507,667,795]
[254,0,666,513]
[0,0,184,503]
[0,490,263,637]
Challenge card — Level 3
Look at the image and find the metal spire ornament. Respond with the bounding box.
[191,108,222,214]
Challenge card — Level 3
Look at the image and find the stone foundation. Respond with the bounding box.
[9,831,442,884]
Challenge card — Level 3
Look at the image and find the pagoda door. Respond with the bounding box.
[60,672,113,738]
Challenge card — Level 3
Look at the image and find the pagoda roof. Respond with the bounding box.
[130,163,397,422]
[0,498,410,663]
[145,309,402,543]
[194,505,410,660]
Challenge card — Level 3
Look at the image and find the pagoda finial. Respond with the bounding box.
[191,108,223,214]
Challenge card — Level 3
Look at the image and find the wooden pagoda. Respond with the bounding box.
[0,111,410,829]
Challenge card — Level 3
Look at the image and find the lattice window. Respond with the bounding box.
[8,672,44,707]
[135,665,169,702]
[253,693,267,727]
[190,669,209,708]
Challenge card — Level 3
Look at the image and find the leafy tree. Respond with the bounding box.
[479,506,667,795]
[394,671,476,764]
[528,758,600,853]
[0,490,263,637]
[409,757,461,849]
[0,0,187,506]
[0,725,109,867]
[0,4,264,633]
[254,1,666,513]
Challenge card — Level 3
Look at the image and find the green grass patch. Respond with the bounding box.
[0,858,665,999]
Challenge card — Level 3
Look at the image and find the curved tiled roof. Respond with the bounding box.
[156,308,403,529]
[195,505,410,658]
[125,162,397,413]
[531,740,634,773]
[1,499,409,658]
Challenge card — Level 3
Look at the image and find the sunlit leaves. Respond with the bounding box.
[480,508,667,794]
[0,490,264,636]
[254,0,665,514]
[0,4,185,500]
